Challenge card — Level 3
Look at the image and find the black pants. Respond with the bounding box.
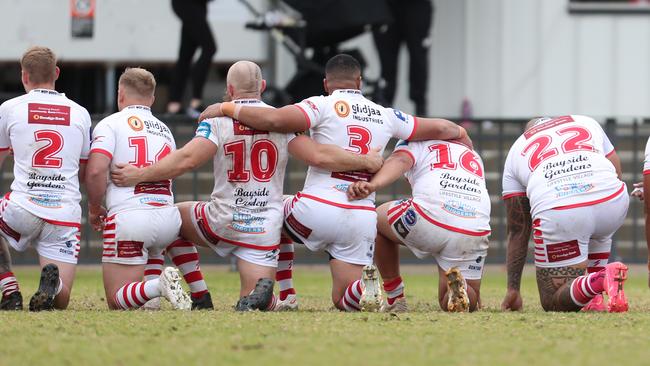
[372,0,433,113]
[169,0,217,102]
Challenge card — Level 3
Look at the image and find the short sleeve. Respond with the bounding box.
[194,118,220,147]
[392,139,417,167]
[80,110,92,161]
[0,102,11,151]
[386,108,417,140]
[502,146,527,199]
[294,96,324,129]
[601,129,615,157]
[89,119,116,160]
[644,137,650,175]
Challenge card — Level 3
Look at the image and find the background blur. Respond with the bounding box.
[1,0,649,264]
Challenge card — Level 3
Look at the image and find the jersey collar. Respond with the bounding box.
[233,99,263,104]
[29,89,63,96]
[331,89,362,96]
[124,105,151,112]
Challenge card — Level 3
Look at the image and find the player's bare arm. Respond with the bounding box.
[111,137,216,187]
[85,153,111,231]
[501,195,532,311]
[606,150,623,180]
[347,150,413,201]
[288,135,383,173]
[409,118,473,148]
[200,103,308,133]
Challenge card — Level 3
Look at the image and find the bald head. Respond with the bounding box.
[226,61,265,100]
[525,116,552,131]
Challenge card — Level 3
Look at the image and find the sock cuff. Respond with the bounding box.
[383,277,403,291]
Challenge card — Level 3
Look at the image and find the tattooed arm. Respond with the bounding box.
[501,195,532,311]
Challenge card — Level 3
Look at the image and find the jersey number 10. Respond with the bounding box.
[224,139,279,182]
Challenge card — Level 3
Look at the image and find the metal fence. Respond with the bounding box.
[4,116,649,264]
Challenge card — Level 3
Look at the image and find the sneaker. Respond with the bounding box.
[274,294,298,311]
[0,291,23,311]
[29,264,59,312]
[359,265,382,312]
[604,262,628,313]
[235,278,274,311]
[191,292,214,310]
[381,297,408,313]
[581,294,606,312]
[142,297,161,311]
[159,267,191,310]
[446,267,469,312]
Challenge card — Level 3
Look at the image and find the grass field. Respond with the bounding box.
[2,265,650,366]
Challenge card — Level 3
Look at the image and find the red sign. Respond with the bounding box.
[28,103,71,126]
[117,241,144,258]
[134,180,172,196]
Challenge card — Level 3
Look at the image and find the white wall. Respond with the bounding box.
[0,0,269,62]
[278,0,650,119]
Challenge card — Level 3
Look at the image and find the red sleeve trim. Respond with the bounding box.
[605,149,615,158]
[79,158,88,164]
[89,148,113,160]
[392,149,416,168]
[643,170,650,176]
[502,192,527,200]
[0,147,10,152]
[406,116,418,141]
[293,105,311,130]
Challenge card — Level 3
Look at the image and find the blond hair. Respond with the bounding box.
[119,67,156,98]
[21,46,57,85]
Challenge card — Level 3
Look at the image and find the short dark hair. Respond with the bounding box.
[325,54,361,80]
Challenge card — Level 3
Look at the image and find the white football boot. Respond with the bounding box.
[159,267,191,310]
[274,294,299,311]
[380,297,409,313]
[359,264,383,312]
[142,297,161,311]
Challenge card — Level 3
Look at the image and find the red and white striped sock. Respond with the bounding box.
[383,276,404,305]
[114,280,161,310]
[0,271,19,297]
[144,252,165,281]
[338,279,364,312]
[276,234,295,301]
[587,252,610,273]
[570,270,606,306]
[166,239,208,299]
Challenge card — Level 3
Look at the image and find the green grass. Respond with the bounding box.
[2,265,650,366]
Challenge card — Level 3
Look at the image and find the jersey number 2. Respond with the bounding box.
[32,130,63,168]
[522,126,594,171]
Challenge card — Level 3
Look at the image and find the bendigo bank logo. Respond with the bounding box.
[334,101,350,117]
[28,103,70,126]
[127,116,144,131]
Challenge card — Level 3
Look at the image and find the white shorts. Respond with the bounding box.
[532,189,628,268]
[0,198,80,264]
[387,199,489,280]
[283,193,376,266]
[102,207,181,265]
[190,202,278,268]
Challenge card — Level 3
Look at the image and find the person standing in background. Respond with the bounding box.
[167,0,217,118]
[372,0,433,116]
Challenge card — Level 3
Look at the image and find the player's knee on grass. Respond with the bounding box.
[535,265,585,312]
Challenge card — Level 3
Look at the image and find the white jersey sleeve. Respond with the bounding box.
[385,108,417,141]
[501,141,527,199]
[195,118,222,147]
[393,139,419,170]
[90,120,116,159]
[80,110,92,161]
[294,96,325,129]
[0,102,10,150]
[644,137,650,175]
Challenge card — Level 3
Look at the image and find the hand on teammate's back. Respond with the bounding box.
[198,103,224,121]
[450,135,474,151]
[88,204,107,232]
[110,163,143,187]
[347,181,376,201]
[365,146,384,173]
[501,289,523,311]
[631,182,644,201]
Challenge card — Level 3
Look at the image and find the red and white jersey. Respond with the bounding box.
[394,140,491,235]
[643,136,650,176]
[502,115,623,217]
[295,89,417,208]
[194,99,295,249]
[90,105,176,215]
[0,89,91,224]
